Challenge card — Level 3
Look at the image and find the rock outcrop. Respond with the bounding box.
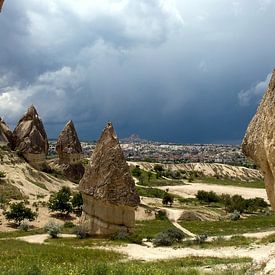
[79,122,140,235]
[242,69,275,210]
[13,105,49,170]
[0,118,12,145]
[55,120,84,182]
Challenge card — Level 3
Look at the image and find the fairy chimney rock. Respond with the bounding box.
[13,105,49,170]
[242,69,275,210]
[55,120,84,182]
[79,122,140,235]
[0,118,12,145]
[56,120,83,164]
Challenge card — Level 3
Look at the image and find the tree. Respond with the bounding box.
[5,202,37,225]
[162,193,174,207]
[48,186,72,215]
[71,192,83,215]
[132,165,142,177]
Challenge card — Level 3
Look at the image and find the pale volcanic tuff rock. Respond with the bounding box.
[79,122,140,235]
[56,120,84,182]
[0,118,12,145]
[13,105,49,170]
[242,69,275,210]
[56,120,82,156]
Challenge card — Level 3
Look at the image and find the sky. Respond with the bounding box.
[0,0,275,144]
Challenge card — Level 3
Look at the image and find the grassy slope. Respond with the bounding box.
[197,176,264,189]
[180,214,275,236]
[0,239,251,274]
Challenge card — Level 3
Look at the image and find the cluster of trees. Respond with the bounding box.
[48,187,83,216]
[4,187,83,226]
[196,190,268,213]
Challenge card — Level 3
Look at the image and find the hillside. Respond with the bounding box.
[0,146,77,201]
[128,161,262,182]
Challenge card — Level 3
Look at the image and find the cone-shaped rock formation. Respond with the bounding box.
[13,105,49,170]
[56,120,84,182]
[79,122,140,235]
[242,68,275,210]
[0,118,12,145]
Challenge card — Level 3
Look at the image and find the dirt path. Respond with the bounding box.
[159,183,268,201]
[16,234,75,244]
[109,242,275,262]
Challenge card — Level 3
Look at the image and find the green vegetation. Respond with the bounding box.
[0,239,251,274]
[44,221,62,238]
[134,218,176,239]
[136,186,168,199]
[197,176,264,189]
[4,202,38,225]
[195,190,268,213]
[153,228,185,246]
[0,180,24,201]
[71,192,83,215]
[180,214,275,236]
[131,166,182,187]
[162,192,174,206]
[260,233,275,244]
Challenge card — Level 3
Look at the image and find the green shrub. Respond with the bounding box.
[131,165,142,177]
[48,186,72,215]
[71,192,83,216]
[74,225,88,239]
[4,202,37,225]
[155,210,167,220]
[229,210,241,221]
[196,190,220,203]
[153,228,185,246]
[153,232,174,246]
[166,228,185,242]
[162,193,174,207]
[63,221,75,228]
[44,221,61,238]
[19,221,29,232]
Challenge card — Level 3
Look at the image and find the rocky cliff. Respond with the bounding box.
[242,69,275,210]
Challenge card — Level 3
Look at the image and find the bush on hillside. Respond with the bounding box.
[196,190,220,203]
[162,193,174,207]
[44,221,61,238]
[48,186,72,215]
[4,202,37,225]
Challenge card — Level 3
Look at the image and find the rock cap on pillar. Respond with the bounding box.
[79,122,140,207]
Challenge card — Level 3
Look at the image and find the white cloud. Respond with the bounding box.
[238,73,272,106]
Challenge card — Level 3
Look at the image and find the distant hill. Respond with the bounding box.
[128,161,262,182]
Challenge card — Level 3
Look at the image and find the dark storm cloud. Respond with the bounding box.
[0,0,275,143]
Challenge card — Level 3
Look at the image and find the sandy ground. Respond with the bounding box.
[0,205,80,232]
[159,183,268,201]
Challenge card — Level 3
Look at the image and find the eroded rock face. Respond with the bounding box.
[79,122,140,235]
[13,105,49,170]
[242,69,275,210]
[0,118,12,145]
[56,120,84,182]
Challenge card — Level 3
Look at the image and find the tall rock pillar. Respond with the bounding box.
[13,105,49,170]
[79,122,140,235]
[56,120,84,182]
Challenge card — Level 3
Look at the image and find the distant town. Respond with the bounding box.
[49,134,252,167]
